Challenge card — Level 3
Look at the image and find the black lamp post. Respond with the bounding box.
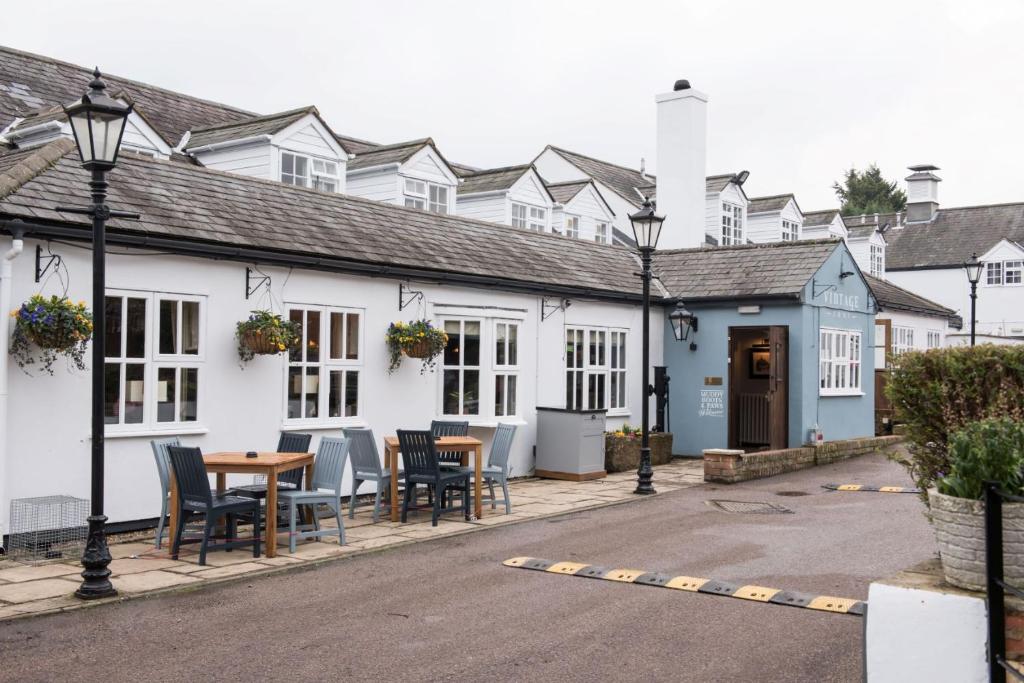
[629,198,665,495]
[963,253,983,347]
[59,69,136,600]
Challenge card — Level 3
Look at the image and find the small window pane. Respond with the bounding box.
[444,321,461,366]
[180,368,198,422]
[508,325,518,366]
[156,367,176,423]
[304,366,319,419]
[495,374,505,416]
[159,300,177,354]
[104,364,120,424]
[306,311,320,363]
[346,313,359,359]
[496,324,506,366]
[345,371,358,417]
[124,363,145,424]
[126,298,146,358]
[507,375,517,416]
[182,301,199,354]
[287,366,302,419]
[105,297,122,358]
[463,370,480,415]
[330,313,344,360]
[464,321,480,366]
[443,370,460,414]
[329,371,343,418]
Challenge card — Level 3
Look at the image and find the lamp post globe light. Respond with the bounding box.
[61,69,135,600]
[963,252,983,347]
[628,198,665,495]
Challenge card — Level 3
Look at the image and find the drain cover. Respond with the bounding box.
[776,491,810,497]
[706,500,793,514]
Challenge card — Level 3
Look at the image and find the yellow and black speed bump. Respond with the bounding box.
[503,557,866,616]
[823,483,921,494]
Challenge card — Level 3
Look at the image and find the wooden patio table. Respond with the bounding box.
[167,451,314,559]
[383,436,483,523]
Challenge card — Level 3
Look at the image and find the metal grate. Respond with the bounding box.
[8,495,88,563]
[705,499,793,514]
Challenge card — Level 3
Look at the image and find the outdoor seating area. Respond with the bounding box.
[0,459,704,622]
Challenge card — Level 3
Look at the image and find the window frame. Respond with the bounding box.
[104,289,206,434]
[511,202,528,229]
[565,215,580,239]
[721,202,744,245]
[280,150,340,193]
[283,304,364,426]
[986,261,1004,286]
[440,317,483,417]
[493,320,520,418]
[870,244,884,277]
[1004,260,1023,286]
[565,325,628,415]
[781,219,799,242]
[819,327,863,397]
[927,330,942,349]
[595,222,608,244]
[892,325,915,355]
[528,206,546,232]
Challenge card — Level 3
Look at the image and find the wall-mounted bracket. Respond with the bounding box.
[399,282,424,311]
[541,297,571,321]
[34,244,61,283]
[245,267,271,300]
[812,279,836,299]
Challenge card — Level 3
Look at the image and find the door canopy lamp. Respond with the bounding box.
[668,301,698,341]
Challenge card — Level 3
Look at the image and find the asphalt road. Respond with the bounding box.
[0,453,935,683]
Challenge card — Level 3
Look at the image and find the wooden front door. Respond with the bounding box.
[767,326,789,450]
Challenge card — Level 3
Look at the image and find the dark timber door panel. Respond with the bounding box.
[768,326,789,450]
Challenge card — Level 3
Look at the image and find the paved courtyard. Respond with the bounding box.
[0,459,704,621]
[0,451,935,682]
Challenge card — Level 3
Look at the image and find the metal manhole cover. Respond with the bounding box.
[776,491,810,497]
[706,500,793,514]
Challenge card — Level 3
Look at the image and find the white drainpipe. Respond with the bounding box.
[0,228,25,549]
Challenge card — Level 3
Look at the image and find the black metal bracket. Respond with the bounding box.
[541,297,571,321]
[55,204,141,220]
[34,244,61,283]
[399,282,424,311]
[245,267,270,300]
[812,279,836,299]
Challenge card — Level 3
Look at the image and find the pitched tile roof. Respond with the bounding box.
[333,134,380,155]
[705,174,736,193]
[457,164,537,196]
[0,141,645,300]
[747,194,795,214]
[865,274,957,320]
[544,146,653,208]
[546,179,590,205]
[883,203,1024,270]
[346,138,429,170]
[803,209,841,228]
[184,107,319,150]
[0,45,252,143]
[655,239,840,301]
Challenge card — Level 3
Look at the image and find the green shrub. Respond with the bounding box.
[937,418,1024,500]
[886,345,1024,492]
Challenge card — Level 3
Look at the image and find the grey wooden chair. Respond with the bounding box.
[167,445,261,565]
[398,430,470,527]
[343,427,404,522]
[278,436,349,553]
[230,432,312,498]
[150,436,182,549]
[474,423,517,514]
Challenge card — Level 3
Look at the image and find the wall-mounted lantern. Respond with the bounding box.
[668,301,698,342]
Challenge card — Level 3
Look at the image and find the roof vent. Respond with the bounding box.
[673,79,691,91]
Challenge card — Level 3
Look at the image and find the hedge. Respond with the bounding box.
[886,344,1024,493]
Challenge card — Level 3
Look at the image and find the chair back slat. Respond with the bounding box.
[276,432,312,488]
[431,420,469,465]
[150,437,182,493]
[311,436,349,494]
[489,423,517,474]
[397,430,440,478]
[168,445,212,507]
[343,428,383,476]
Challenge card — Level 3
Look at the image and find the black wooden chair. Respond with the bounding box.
[397,430,470,527]
[430,420,469,467]
[167,446,261,565]
[229,432,313,499]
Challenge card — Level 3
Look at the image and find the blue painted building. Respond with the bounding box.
[656,239,876,455]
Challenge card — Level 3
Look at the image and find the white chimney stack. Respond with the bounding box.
[655,79,708,250]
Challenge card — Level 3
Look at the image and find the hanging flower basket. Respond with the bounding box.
[236,310,301,364]
[386,320,448,374]
[8,295,93,375]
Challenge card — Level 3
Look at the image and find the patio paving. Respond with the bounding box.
[0,459,703,622]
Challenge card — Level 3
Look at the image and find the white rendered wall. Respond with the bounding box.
[889,267,1024,338]
[655,87,708,250]
[876,309,951,368]
[865,581,988,683]
[0,239,661,533]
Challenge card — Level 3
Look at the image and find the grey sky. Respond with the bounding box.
[3,0,1021,210]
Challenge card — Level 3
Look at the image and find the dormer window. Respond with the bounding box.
[281,152,339,192]
[511,203,545,232]
[595,222,608,244]
[782,219,799,241]
[565,216,580,239]
[870,244,884,277]
[722,202,744,245]
[404,178,449,214]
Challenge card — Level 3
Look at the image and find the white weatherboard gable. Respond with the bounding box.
[746,197,804,244]
[273,114,347,160]
[532,147,590,183]
[979,237,1024,263]
[6,108,172,159]
[403,145,458,186]
[706,182,747,243]
[510,170,553,209]
[557,183,616,242]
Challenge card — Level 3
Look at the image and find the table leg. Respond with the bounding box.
[168,472,179,555]
[216,473,226,494]
[473,447,482,520]
[266,469,278,558]
[389,443,399,523]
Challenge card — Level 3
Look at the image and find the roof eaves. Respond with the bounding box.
[0,138,75,199]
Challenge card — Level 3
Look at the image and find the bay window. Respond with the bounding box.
[442,319,481,416]
[566,326,627,412]
[286,306,362,422]
[819,327,862,396]
[105,291,204,430]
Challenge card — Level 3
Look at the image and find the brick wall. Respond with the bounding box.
[703,435,903,484]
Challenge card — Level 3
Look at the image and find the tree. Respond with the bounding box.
[833,164,907,216]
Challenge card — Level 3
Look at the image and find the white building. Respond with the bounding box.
[454,164,554,232]
[746,194,803,243]
[865,275,960,369]
[801,209,848,241]
[546,180,616,243]
[346,138,459,215]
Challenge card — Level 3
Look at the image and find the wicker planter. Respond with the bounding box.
[604,433,674,473]
[929,488,1024,591]
[240,330,284,356]
[26,327,78,351]
[404,340,433,359]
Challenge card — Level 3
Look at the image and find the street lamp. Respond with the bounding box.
[629,197,665,495]
[60,69,137,600]
[963,252,983,347]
